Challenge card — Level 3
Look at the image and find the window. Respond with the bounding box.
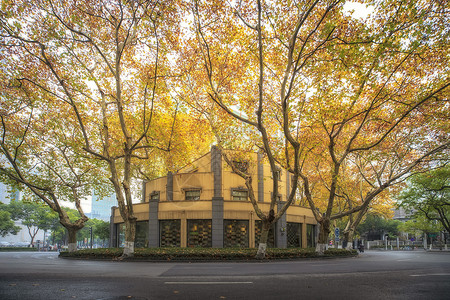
[307,224,316,248]
[185,189,201,200]
[224,220,249,248]
[274,169,282,181]
[117,221,148,248]
[150,192,159,201]
[287,222,302,248]
[160,220,181,247]
[187,219,212,247]
[232,189,248,201]
[135,221,149,248]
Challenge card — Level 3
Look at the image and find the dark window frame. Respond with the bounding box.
[231,188,248,201]
[150,191,160,201]
[184,189,201,201]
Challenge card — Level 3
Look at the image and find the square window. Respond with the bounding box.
[232,190,248,201]
[185,189,201,200]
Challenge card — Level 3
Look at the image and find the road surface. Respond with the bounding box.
[0,250,449,299]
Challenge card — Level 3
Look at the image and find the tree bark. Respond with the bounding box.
[256,219,271,259]
[316,218,330,254]
[67,227,78,253]
[343,228,354,250]
[122,217,136,257]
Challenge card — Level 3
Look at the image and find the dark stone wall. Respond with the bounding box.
[276,201,287,248]
[211,146,224,247]
[166,172,173,201]
[109,207,117,247]
[148,193,160,247]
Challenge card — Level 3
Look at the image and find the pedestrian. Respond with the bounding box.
[358,243,364,253]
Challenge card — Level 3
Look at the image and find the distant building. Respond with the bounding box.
[0,182,45,245]
[0,182,20,204]
[393,207,414,222]
[111,146,317,249]
[88,191,117,221]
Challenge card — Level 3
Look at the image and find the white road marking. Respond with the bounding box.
[397,259,413,262]
[410,273,450,277]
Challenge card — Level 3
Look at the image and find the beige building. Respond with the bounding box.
[110,146,317,248]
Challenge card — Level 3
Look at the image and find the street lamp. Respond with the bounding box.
[89,227,93,249]
[385,234,389,251]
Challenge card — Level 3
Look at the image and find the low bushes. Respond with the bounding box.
[0,247,38,252]
[323,248,358,256]
[59,247,357,261]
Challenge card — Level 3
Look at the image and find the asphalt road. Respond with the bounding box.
[0,250,449,300]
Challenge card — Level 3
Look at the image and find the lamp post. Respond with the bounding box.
[43,230,46,251]
[385,234,389,251]
[89,227,93,249]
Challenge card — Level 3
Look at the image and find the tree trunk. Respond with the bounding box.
[255,220,271,259]
[423,232,427,250]
[27,226,39,247]
[316,218,330,254]
[67,227,77,252]
[122,217,136,257]
[343,229,354,250]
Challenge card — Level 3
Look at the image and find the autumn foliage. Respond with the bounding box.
[1,0,448,255]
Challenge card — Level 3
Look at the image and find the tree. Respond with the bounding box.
[77,218,110,247]
[356,213,401,240]
[1,0,211,256]
[94,220,111,246]
[341,190,396,249]
[397,166,450,234]
[0,83,111,251]
[0,202,20,237]
[6,200,58,245]
[398,215,443,242]
[47,207,79,247]
[185,0,449,255]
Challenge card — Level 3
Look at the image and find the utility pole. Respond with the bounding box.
[89,227,93,249]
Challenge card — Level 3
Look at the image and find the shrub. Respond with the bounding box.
[60,247,357,261]
[0,247,38,252]
[323,248,357,256]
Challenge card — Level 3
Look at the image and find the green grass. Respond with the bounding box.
[59,247,357,261]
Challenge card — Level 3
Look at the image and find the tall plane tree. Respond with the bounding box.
[186,0,449,254]
[0,83,110,252]
[0,0,197,256]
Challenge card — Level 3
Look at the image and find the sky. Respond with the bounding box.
[343,1,375,20]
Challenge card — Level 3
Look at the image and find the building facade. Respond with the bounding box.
[110,146,317,248]
[88,191,118,221]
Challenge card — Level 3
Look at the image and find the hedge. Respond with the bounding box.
[59,247,357,261]
[0,247,38,252]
